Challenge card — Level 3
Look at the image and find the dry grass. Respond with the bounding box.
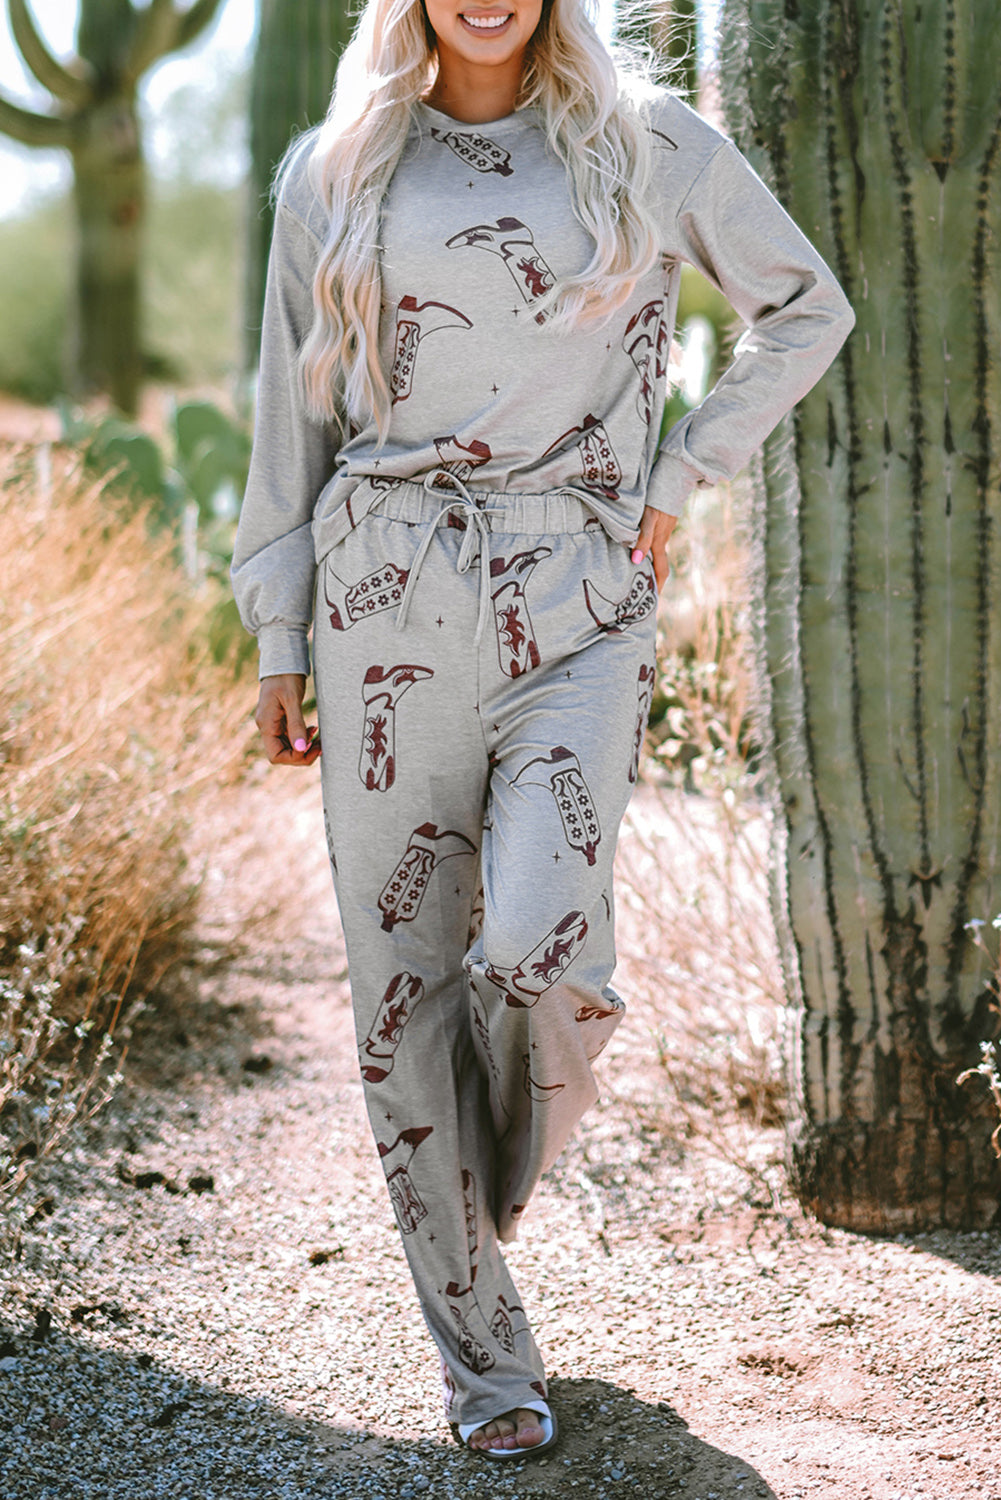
[649,485,758,790]
[0,441,255,1200]
[612,484,787,1196]
[614,783,786,1191]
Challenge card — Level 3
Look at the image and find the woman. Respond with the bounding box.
[232,0,853,1459]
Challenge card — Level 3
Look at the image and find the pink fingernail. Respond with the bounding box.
[631,548,644,565]
[293,738,307,753]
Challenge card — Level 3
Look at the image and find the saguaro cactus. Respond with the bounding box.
[719,0,1001,1230]
[0,0,225,414]
[244,0,353,367]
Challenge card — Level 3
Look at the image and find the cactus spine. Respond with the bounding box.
[719,0,1001,1229]
[244,0,353,366]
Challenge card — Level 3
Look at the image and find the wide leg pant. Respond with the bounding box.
[313,477,657,1432]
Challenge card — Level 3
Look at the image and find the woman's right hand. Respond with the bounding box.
[254,674,322,766]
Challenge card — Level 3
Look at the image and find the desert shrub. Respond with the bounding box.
[612,483,785,1198]
[648,485,758,790]
[58,397,256,672]
[958,918,1001,1156]
[614,781,787,1198]
[0,442,254,1204]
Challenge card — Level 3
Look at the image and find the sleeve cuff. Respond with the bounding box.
[644,449,702,517]
[256,624,311,680]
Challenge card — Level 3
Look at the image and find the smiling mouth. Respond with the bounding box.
[460,12,514,30]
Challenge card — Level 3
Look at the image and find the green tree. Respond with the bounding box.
[0,0,225,414]
[244,0,353,367]
[719,0,1001,1230]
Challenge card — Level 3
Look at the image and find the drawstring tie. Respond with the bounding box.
[395,471,502,643]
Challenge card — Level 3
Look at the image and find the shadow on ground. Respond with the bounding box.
[0,1326,775,1500]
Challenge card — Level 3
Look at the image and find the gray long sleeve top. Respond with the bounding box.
[232,90,855,678]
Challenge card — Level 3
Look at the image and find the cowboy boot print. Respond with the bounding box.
[323,807,337,877]
[574,996,624,1024]
[484,910,589,1008]
[444,1281,496,1376]
[359,971,426,1083]
[359,662,434,791]
[582,568,657,635]
[462,1168,479,1283]
[446,217,555,324]
[391,295,472,402]
[466,877,485,946]
[522,1053,567,1103]
[378,823,477,931]
[377,1125,434,1235]
[430,126,514,176]
[631,662,656,784]
[623,299,668,424]
[512,746,602,866]
[489,1294,530,1356]
[469,1000,512,1123]
[489,545,552,678]
[324,558,410,631]
[432,435,492,485]
[574,994,625,1061]
[440,1355,458,1420]
[541,414,622,499]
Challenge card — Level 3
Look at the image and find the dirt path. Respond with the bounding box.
[1,770,998,1499]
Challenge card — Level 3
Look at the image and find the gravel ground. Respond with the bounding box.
[2,772,999,1499]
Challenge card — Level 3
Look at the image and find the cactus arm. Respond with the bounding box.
[0,89,74,146]
[6,0,93,109]
[125,0,179,79]
[126,0,225,80]
[174,0,226,50]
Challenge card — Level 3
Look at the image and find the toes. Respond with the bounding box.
[466,1407,549,1453]
[515,1410,545,1448]
[469,1417,515,1450]
[491,1417,519,1450]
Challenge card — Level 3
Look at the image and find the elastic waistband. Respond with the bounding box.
[358,476,606,537]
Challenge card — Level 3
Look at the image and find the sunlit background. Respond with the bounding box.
[0,0,256,216]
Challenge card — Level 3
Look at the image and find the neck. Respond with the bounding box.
[424,57,525,124]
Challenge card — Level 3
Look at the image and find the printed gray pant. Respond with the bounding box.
[313,476,657,1432]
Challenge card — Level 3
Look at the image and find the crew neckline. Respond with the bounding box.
[415,99,532,132]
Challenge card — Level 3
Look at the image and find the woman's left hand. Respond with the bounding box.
[631,506,679,593]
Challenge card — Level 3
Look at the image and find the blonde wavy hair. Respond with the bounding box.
[298,0,660,435]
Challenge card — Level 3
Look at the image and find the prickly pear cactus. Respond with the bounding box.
[719,0,1001,1229]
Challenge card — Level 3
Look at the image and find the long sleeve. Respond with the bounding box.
[645,139,855,517]
[231,171,341,679]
